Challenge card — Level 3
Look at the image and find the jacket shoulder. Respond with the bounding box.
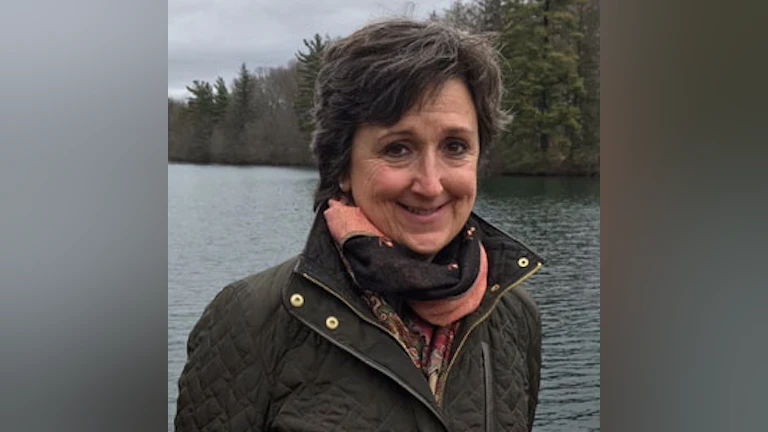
[508,283,540,325]
[234,255,301,326]
[187,255,300,349]
[175,256,302,431]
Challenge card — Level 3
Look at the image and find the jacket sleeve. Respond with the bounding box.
[526,298,542,431]
[174,280,273,432]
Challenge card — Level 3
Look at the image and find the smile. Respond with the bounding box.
[398,203,446,215]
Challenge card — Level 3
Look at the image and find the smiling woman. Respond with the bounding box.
[343,79,480,256]
[175,18,545,432]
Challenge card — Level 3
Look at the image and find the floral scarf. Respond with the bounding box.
[323,198,489,397]
[361,290,460,397]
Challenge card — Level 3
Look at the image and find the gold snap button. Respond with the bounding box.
[490,283,501,292]
[289,294,304,308]
[517,257,529,268]
[325,316,339,330]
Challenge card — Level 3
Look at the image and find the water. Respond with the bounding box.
[168,164,600,431]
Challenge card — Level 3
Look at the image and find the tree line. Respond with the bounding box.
[169,0,599,175]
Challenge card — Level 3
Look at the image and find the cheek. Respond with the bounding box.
[445,168,478,200]
[351,164,396,210]
[360,167,410,201]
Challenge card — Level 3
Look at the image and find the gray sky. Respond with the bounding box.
[168,0,457,100]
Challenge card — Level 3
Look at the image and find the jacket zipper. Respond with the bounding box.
[300,272,451,432]
[481,341,494,432]
[440,262,542,405]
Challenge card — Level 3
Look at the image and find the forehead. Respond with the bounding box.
[394,79,477,128]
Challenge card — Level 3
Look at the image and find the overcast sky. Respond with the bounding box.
[168,0,457,100]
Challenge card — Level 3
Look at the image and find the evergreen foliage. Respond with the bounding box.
[183,80,215,163]
[496,0,586,173]
[169,2,599,175]
[295,34,329,137]
[212,77,230,125]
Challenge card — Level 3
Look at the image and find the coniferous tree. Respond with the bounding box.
[497,0,584,173]
[572,0,599,174]
[167,5,598,174]
[168,98,194,162]
[208,77,231,162]
[229,63,255,159]
[496,0,544,172]
[539,0,584,162]
[212,76,230,125]
[440,0,480,31]
[294,34,328,137]
[474,0,503,32]
[184,80,215,162]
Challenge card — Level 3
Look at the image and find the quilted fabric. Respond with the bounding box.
[174,212,543,432]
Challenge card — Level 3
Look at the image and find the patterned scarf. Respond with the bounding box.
[362,292,460,397]
[323,198,488,397]
[323,198,488,326]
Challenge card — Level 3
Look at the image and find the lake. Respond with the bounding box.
[168,164,600,431]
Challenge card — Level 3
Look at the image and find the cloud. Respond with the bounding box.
[168,0,455,99]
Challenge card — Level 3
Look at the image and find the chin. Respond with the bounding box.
[402,235,450,256]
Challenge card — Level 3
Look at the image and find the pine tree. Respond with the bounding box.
[186,80,215,116]
[167,1,598,172]
[212,76,230,125]
[294,34,328,137]
[184,80,215,163]
[474,0,503,32]
[440,1,480,31]
[229,63,255,158]
[572,0,599,173]
[168,98,193,161]
[540,0,584,155]
[497,0,584,173]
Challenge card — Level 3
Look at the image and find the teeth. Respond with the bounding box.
[407,206,435,215]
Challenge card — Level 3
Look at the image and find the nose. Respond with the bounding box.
[411,152,444,198]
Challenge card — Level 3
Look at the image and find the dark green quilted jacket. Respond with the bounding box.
[175,212,543,431]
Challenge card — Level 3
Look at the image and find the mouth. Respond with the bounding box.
[398,202,447,216]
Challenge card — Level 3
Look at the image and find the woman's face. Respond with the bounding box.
[342,79,479,256]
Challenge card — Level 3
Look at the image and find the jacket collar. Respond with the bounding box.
[294,203,544,314]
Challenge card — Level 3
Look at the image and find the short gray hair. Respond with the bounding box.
[310,18,507,210]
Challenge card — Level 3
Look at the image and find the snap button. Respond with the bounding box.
[325,316,339,330]
[517,257,529,268]
[289,294,304,308]
[490,283,501,292]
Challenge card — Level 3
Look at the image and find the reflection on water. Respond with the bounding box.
[168,165,600,431]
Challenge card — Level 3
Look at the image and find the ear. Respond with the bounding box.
[339,177,351,193]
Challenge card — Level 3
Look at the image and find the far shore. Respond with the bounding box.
[168,160,599,177]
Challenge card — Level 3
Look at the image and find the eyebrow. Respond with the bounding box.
[380,125,475,140]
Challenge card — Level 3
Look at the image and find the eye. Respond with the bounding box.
[443,139,470,157]
[382,142,411,158]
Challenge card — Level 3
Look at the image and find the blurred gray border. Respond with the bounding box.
[2,0,766,431]
[0,1,167,430]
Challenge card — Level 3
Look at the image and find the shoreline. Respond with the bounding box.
[167,160,599,177]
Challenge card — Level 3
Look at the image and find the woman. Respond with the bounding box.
[175,18,544,432]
